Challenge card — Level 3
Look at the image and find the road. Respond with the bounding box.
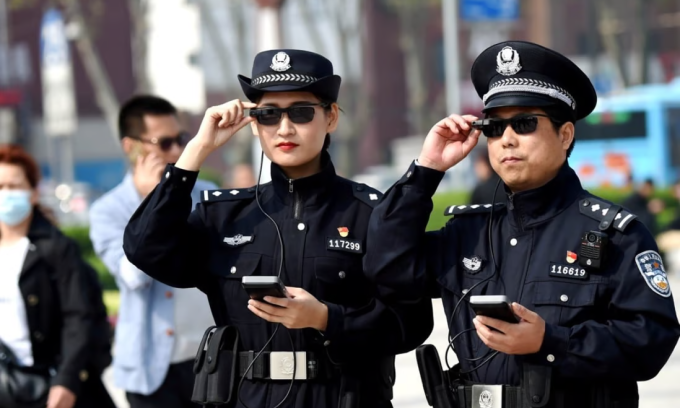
[103,277,680,407]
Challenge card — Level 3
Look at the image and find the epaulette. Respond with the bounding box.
[352,183,383,208]
[444,203,505,216]
[578,197,637,232]
[200,187,256,204]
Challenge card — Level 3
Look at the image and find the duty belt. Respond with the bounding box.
[238,351,323,381]
[457,384,523,408]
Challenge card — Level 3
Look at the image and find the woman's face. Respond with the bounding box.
[0,163,38,226]
[253,92,339,169]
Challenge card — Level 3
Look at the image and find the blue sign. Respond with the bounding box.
[461,0,520,22]
[40,8,70,67]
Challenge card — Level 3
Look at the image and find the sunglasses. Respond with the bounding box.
[136,132,190,152]
[471,114,557,138]
[249,103,329,126]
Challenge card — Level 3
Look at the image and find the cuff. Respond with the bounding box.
[318,301,344,342]
[396,160,445,197]
[521,323,569,367]
[161,164,199,193]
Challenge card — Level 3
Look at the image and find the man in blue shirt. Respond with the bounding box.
[89,96,216,408]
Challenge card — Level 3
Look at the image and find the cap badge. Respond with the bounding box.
[270,52,292,72]
[496,46,522,76]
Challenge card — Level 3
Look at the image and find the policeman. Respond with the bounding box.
[364,41,680,408]
[122,49,432,408]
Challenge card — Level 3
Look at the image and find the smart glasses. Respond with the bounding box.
[249,103,329,126]
[472,114,557,138]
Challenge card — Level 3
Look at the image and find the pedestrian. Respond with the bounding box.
[89,96,216,408]
[364,41,680,408]
[0,144,114,408]
[123,49,433,408]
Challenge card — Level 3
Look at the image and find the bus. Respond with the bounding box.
[570,78,680,189]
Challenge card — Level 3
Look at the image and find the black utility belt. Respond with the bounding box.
[238,351,322,381]
[456,384,523,408]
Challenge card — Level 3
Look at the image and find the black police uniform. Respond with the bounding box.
[122,49,433,408]
[363,41,680,408]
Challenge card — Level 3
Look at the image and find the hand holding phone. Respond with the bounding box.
[242,276,289,306]
[469,295,519,324]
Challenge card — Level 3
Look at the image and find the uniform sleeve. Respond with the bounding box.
[522,222,680,381]
[320,293,434,355]
[123,164,210,288]
[89,199,153,291]
[363,161,449,301]
[50,238,95,395]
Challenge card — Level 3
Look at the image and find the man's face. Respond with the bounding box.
[486,107,573,192]
[131,114,186,164]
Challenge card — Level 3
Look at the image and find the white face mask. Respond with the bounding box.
[0,190,33,226]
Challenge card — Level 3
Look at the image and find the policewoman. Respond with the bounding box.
[123,49,432,408]
[364,41,680,408]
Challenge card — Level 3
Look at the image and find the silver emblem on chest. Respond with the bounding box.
[463,256,482,272]
[496,46,522,76]
[223,234,253,246]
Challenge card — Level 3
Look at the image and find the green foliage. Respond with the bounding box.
[60,226,117,291]
[198,167,224,188]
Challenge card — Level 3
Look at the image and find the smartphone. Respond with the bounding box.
[469,295,519,324]
[242,276,289,304]
[128,142,145,164]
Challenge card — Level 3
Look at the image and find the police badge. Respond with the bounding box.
[496,46,522,76]
[635,250,672,298]
[270,52,292,72]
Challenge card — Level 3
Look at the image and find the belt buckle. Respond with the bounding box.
[269,351,307,380]
[471,384,503,408]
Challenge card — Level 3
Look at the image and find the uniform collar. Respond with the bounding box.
[504,161,583,229]
[270,150,336,206]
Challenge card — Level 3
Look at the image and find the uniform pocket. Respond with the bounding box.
[314,256,366,305]
[217,253,263,325]
[532,281,599,326]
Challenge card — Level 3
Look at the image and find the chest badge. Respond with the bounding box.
[223,234,254,247]
[635,250,672,298]
[566,251,577,264]
[462,256,483,274]
[337,227,349,237]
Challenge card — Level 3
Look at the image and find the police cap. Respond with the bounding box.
[471,41,597,121]
[238,49,342,103]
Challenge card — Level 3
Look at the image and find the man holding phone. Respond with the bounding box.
[364,41,680,408]
[89,95,216,408]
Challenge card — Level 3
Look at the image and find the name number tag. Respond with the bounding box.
[549,262,589,280]
[326,237,363,254]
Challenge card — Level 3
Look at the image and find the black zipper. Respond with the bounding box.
[289,179,302,220]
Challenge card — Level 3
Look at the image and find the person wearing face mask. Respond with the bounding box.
[0,144,115,408]
[363,41,680,408]
[122,49,433,408]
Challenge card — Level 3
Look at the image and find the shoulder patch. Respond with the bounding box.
[578,197,637,232]
[352,183,382,208]
[444,203,505,216]
[635,250,672,298]
[200,187,256,204]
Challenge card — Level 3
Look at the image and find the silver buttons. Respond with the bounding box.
[560,294,569,302]
[230,266,236,274]
[547,354,555,363]
[182,176,187,182]
[407,171,412,177]
[510,238,518,246]
[165,171,170,179]
[462,289,469,295]
[324,340,331,346]
[338,271,346,279]
[297,223,305,231]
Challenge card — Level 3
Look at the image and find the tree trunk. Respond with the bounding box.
[128,0,150,93]
[597,0,628,89]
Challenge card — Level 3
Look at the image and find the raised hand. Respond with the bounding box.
[418,114,481,172]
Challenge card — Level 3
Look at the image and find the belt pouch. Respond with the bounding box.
[191,326,216,404]
[206,325,240,405]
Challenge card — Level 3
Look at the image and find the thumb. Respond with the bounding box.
[512,302,537,322]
